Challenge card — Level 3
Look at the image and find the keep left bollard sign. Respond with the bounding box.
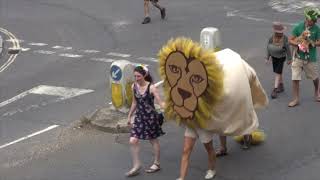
[111,65,122,82]
[110,60,134,111]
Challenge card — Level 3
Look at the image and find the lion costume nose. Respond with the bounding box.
[178,87,192,100]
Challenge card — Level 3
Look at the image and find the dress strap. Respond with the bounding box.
[146,82,151,93]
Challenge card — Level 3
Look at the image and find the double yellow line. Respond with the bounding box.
[0,27,20,73]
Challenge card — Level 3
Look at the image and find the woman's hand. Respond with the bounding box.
[127,116,132,127]
[265,57,271,64]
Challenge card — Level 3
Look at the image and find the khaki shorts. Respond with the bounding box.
[291,58,319,80]
[184,127,213,144]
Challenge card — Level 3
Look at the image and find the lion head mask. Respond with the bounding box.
[158,37,224,128]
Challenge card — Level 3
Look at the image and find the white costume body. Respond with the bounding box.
[203,49,268,136]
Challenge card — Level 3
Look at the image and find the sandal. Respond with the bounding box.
[215,149,228,157]
[288,100,299,107]
[145,163,161,173]
[125,166,141,177]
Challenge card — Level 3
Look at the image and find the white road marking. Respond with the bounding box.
[268,0,320,13]
[90,58,115,63]
[34,50,56,55]
[52,46,72,50]
[0,125,59,149]
[80,50,100,53]
[0,27,20,73]
[0,85,94,109]
[107,52,131,58]
[137,57,158,62]
[59,53,83,58]
[30,85,94,99]
[28,42,48,46]
[6,39,24,43]
[225,6,294,26]
[21,48,31,52]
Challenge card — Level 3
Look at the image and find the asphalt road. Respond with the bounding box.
[0,0,320,179]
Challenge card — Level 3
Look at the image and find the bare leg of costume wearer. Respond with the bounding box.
[203,141,216,170]
[242,134,253,150]
[178,136,196,180]
[149,139,160,168]
[288,80,300,107]
[313,78,320,101]
[126,137,141,176]
[216,136,227,156]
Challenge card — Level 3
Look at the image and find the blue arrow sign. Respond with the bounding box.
[111,65,122,81]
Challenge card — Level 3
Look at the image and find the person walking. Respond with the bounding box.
[266,22,292,99]
[288,7,320,107]
[142,0,166,24]
[125,65,165,177]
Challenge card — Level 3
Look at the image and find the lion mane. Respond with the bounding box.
[158,37,224,128]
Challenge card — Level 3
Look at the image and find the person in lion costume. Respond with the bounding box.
[158,37,268,180]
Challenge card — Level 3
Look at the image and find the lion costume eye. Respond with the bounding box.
[190,74,204,84]
[169,65,180,74]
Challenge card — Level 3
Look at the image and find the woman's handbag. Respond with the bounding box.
[157,111,164,126]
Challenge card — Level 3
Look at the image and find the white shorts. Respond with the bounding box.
[184,127,214,144]
[291,58,319,80]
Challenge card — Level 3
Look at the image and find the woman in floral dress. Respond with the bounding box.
[126,65,165,177]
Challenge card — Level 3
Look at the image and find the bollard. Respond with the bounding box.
[110,60,135,111]
[200,27,221,51]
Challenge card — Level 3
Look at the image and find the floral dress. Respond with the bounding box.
[130,83,165,140]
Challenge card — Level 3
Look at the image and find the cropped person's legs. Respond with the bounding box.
[177,136,196,180]
[142,0,151,24]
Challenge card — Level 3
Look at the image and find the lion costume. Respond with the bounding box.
[158,37,268,136]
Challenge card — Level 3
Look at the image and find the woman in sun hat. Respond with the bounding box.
[266,21,292,99]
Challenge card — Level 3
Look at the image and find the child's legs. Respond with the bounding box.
[272,57,285,88]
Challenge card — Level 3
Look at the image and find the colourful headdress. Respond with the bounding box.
[304,7,320,21]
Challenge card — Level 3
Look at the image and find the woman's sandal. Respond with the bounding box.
[145,163,161,173]
[125,166,141,177]
[215,149,228,157]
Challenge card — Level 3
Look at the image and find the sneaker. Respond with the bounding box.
[205,169,216,179]
[160,8,166,19]
[271,88,278,99]
[142,17,151,24]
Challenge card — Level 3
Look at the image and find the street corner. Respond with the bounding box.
[89,106,130,134]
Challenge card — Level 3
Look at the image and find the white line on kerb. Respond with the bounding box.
[0,125,59,149]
